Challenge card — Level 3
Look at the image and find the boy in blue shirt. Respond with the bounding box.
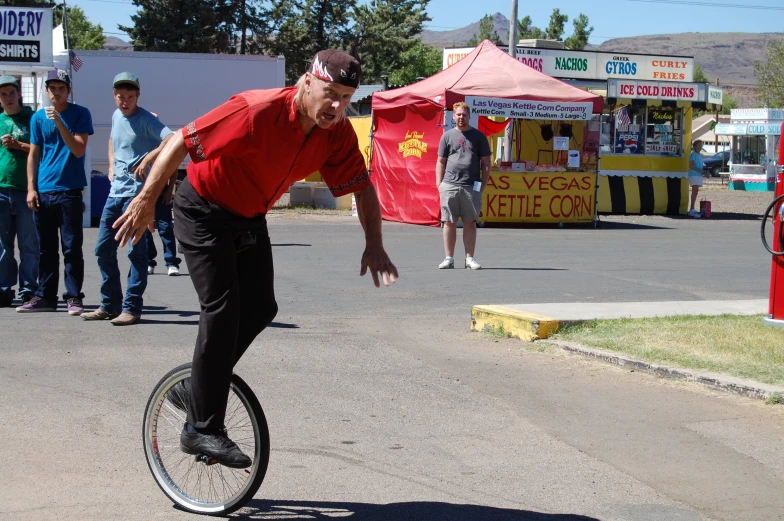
[18,69,93,314]
[80,72,173,325]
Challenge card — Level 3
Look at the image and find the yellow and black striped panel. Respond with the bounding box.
[598,175,688,215]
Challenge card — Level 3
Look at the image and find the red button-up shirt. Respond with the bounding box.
[182,87,369,217]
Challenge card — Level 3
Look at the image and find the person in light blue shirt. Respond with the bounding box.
[81,72,173,325]
[18,69,94,315]
[688,140,705,219]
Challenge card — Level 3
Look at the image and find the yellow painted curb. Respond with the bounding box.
[471,305,560,342]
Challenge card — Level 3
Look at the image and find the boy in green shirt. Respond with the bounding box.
[0,75,37,307]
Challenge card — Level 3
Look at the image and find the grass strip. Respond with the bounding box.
[551,314,784,386]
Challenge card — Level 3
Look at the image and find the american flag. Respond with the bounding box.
[70,51,84,72]
[616,106,631,127]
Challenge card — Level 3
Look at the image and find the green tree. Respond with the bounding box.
[754,39,784,107]
[467,14,502,47]
[693,63,709,83]
[64,6,105,50]
[266,0,355,83]
[348,0,430,84]
[120,0,232,53]
[563,13,592,50]
[517,15,545,40]
[545,8,568,41]
[693,64,738,116]
[388,39,441,85]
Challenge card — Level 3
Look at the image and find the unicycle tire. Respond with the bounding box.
[142,363,270,515]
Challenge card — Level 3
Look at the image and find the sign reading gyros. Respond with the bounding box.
[0,7,53,68]
[465,96,592,121]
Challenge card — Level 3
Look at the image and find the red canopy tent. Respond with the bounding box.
[369,40,604,226]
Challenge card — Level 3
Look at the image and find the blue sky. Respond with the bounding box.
[69,0,783,45]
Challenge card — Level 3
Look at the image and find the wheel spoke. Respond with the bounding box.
[144,369,268,514]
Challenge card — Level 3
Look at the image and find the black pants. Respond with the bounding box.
[173,178,278,430]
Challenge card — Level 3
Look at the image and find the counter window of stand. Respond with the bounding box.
[600,105,647,155]
[645,107,683,157]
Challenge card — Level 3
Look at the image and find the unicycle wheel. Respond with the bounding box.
[142,363,270,515]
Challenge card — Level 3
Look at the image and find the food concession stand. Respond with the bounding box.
[369,40,604,226]
[715,108,782,192]
[443,45,723,215]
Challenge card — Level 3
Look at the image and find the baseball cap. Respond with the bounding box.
[45,69,71,87]
[0,75,19,89]
[113,71,140,89]
[310,50,361,88]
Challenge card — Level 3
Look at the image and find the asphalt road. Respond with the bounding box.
[2,213,783,521]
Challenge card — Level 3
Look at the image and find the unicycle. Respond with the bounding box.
[142,363,270,515]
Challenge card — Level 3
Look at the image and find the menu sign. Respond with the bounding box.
[443,47,694,82]
[607,79,706,101]
[465,96,593,120]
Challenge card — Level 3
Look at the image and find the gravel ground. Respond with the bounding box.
[694,178,776,220]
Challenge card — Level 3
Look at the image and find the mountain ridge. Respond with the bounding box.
[420,13,782,106]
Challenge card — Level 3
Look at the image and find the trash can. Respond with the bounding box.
[90,171,110,227]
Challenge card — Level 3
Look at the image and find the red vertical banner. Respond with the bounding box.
[370,104,443,226]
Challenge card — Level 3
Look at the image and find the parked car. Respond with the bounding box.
[703,150,731,177]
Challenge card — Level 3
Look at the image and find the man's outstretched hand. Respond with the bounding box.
[360,246,398,287]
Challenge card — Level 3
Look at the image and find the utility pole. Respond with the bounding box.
[62,0,74,102]
[509,0,518,58]
[504,0,518,162]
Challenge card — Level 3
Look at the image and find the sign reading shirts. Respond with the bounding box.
[444,47,694,83]
[465,96,592,121]
[482,172,597,223]
[607,79,707,101]
[0,7,53,68]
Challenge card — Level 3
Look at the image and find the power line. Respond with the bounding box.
[625,0,784,10]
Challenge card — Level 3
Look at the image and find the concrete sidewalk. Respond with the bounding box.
[471,299,768,341]
[470,299,784,401]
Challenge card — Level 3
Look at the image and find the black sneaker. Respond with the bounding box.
[180,424,252,469]
[0,294,12,308]
[166,379,191,412]
[20,293,34,304]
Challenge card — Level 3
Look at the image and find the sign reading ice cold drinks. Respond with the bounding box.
[0,7,52,68]
[607,79,706,101]
[465,96,593,121]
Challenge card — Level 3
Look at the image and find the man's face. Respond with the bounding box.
[0,85,20,110]
[46,82,70,105]
[453,108,470,129]
[114,87,139,115]
[305,74,355,129]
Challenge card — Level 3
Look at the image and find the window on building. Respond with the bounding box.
[646,107,683,156]
[600,104,685,157]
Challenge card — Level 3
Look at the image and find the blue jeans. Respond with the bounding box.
[34,189,84,302]
[146,197,180,268]
[0,187,39,300]
[95,196,149,315]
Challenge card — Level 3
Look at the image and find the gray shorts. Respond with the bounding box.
[439,183,481,223]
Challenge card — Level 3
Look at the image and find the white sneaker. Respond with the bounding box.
[688,210,701,219]
[465,258,482,270]
[167,266,180,276]
[147,266,154,275]
[438,258,454,269]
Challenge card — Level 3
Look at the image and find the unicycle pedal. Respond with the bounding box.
[195,454,219,466]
